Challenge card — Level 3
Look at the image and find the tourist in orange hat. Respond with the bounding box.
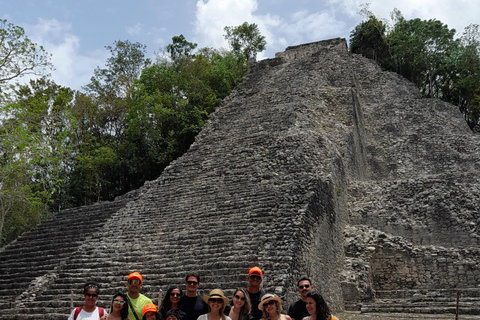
[126,271,153,320]
[142,303,161,320]
[247,267,265,320]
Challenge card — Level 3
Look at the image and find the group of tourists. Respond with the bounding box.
[68,267,338,320]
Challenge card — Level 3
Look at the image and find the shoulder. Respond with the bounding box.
[139,293,153,303]
[301,317,309,320]
[329,316,339,320]
[197,314,208,320]
[282,315,292,320]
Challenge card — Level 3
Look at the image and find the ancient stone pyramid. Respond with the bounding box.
[0,38,479,319]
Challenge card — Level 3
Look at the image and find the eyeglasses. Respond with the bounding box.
[186,281,198,285]
[170,292,181,297]
[128,279,141,285]
[208,298,224,304]
[84,293,98,298]
[249,275,262,280]
[263,300,276,308]
[234,294,246,301]
[298,284,310,290]
[113,299,125,305]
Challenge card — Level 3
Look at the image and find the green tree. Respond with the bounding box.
[224,22,267,61]
[166,34,198,61]
[0,78,75,245]
[349,15,391,67]
[0,19,53,97]
[388,17,459,98]
[457,24,480,128]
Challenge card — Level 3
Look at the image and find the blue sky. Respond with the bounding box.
[2,0,479,91]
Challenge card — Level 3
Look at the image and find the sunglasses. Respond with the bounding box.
[208,298,224,304]
[298,284,310,290]
[186,281,199,285]
[113,299,125,305]
[249,275,262,280]
[128,279,142,285]
[170,292,181,297]
[84,293,98,298]
[234,294,246,301]
[263,300,276,308]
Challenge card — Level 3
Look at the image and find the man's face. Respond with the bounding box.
[126,278,142,294]
[248,273,262,288]
[185,276,199,294]
[297,280,313,299]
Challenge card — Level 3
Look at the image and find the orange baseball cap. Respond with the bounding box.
[249,266,262,276]
[128,271,143,282]
[143,303,158,315]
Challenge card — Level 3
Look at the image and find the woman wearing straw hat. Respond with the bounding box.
[258,294,291,320]
[198,289,232,320]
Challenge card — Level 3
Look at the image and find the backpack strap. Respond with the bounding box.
[99,307,104,317]
[74,307,82,320]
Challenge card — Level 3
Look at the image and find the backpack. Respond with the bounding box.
[74,306,104,319]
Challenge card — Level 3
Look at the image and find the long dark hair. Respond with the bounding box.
[232,288,251,320]
[306,291,331,320]
[160,286,183,319]
[109,291,129,320]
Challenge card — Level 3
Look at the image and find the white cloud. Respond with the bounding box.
[278,10,347,47]
[194,0,280,54]
[127,23,143,36]
[330,0,480,37]
[22,18,108,91]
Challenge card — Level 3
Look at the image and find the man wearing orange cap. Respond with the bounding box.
[126,271,153,320]
[247,266,265,320]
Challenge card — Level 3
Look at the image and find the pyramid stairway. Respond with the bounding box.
[0,38,479,319]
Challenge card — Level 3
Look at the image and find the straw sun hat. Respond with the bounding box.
[258,293,282,312]
[203,289,230,305]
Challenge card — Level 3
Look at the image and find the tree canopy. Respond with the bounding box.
[0,19,53,98]
[0,20,256,246]
[224,22,267,61]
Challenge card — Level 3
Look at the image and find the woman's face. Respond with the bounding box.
[263,300,277,316]
[84,288,98,308]
[170,288,181,305]
[146,312,156,320]
[232,291,246,309]
[208,298,223,313]
[305,297,316,316]
[112,295,126,312]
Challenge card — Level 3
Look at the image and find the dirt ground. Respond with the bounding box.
[335,311,480,320]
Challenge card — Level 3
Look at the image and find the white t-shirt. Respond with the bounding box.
[68,307,107,320]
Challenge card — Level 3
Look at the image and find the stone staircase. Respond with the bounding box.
[0,200,129,318]
[0,38,479,319]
